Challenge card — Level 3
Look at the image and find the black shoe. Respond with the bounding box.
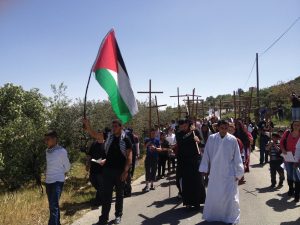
[294,182,300,202]
[287,180,295,196]
[277,184,283,189]
[94,217,108,225]
[114,217,122,224]
[150,185,155,190]
[142,186,150,192]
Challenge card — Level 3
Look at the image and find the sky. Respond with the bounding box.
[0,0,300,107]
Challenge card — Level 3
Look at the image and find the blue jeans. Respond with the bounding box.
[292,107,300,121]
[46,182,64,225]
[285,162,300,182]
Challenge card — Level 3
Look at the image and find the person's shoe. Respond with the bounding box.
[142,186,150,192]
[277,184,283,189]
[177,192,182,199]
[93,217,108,225]
[150,185,156,190]
[294,182,300,202]
[287,180,295,196]
[114,217,122,224]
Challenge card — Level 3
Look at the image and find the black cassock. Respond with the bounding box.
[176,129,206,206]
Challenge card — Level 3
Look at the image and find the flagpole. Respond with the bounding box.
[83,70,93,118]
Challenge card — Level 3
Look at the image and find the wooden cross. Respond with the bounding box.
[183,97,204,119]
[170,87,189,119]
[184,89,201,119]
[151,95,167,128]
[137,79,163,135]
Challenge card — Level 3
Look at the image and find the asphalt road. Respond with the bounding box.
[72,150,300,225]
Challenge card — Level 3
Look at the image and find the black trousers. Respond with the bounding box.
[270,160,285,185]
[101,168,124,221]
[260,135,269,164]
[168,157,176,171]
[89,173,103,204]
[158,154,168,177]
[145,156,158,182]
[130,152,137,177]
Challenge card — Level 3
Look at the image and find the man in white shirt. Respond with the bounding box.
[45,130,70,225]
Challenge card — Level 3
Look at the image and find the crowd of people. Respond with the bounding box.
[43,108,300,225]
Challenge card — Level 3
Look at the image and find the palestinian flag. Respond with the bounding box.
[92,29,138,124]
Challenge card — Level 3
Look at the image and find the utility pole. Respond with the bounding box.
[256,53,260,109]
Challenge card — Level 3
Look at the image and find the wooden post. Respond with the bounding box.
[256,53,260,109]
[187,96,190,118]
[213,100,216,116]
[202,100,205,120]
[170,87,187,120]
[191,88,195,117]
[233,91,237,119]
[155,95,160,127]
[248,87,254,118]
[238,91,241,119]
[219,98,222,119]
[153,95,167,128]
[196,97,199,118]
[177,87,180,119]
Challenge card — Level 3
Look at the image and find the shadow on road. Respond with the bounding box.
[265,193,300,212]
[280,218,300,225]
[250,163,264,168]
[196,221,228,225]
[256,186,278,193]
[61,201,91,216]
[138,206,202,225]
[147,196,181,208]
[160,180,177,187]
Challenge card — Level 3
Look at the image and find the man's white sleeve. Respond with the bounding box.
[233,140,244,180]
[62,149,71,173]
[199,136,211,173]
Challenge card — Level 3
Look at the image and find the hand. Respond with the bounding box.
[82,118,91,130]
[293,163,299,168]
[235,177,240,181]
[201,172,208,176]
[150,145,156,151]
[282,149,287,155]
[99,159,106,166]
[194,136,200,143]
[190,125,196,131]
[120,171,128,182]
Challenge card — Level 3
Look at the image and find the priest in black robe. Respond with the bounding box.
[176,118,206,209]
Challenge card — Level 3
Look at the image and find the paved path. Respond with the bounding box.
[72,150,300,225]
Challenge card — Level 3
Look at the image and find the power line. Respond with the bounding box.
[260,16,300,57]
[242,16,300,90]
[243,58,256,89]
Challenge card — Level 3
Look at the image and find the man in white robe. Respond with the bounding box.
[199,120,244,225]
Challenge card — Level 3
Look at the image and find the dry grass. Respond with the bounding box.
[0,157,145,225]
